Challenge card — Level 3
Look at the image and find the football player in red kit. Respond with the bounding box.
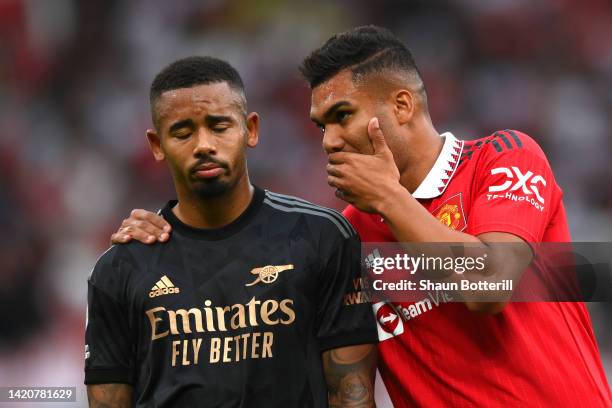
[112,26,611,407]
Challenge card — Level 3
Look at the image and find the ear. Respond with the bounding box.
[245,112,260,148]
[393,89,415,125]
[146,129,165,161]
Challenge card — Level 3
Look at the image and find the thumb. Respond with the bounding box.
[368,117,389,154]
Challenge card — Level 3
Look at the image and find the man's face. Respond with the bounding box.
[309,70,393,156]
[147,82,258,199]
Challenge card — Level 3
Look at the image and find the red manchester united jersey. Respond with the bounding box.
[344,130,612,407]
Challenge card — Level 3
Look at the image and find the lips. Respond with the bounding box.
[192,163,225,179]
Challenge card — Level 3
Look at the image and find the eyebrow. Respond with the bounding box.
[168,115,235,133]
[205,114,234,124]
[310,100,352,124]
[168,119,194,133]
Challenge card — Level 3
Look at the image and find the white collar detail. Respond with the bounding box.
[411,132,464,199]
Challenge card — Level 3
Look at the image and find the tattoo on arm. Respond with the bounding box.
[87,384,133,408]
[323,344,377,408]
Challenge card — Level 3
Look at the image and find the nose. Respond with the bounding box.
[193,128,217,157]
[322,127,345,154]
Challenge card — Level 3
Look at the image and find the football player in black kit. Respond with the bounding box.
[85,56,378,408]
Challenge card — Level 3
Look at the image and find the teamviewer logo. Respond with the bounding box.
[373,301,404,341]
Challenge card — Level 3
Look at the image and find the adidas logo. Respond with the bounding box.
[149,275,180,298]
[364,248,382,270]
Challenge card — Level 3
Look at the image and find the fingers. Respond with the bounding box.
[327,152,351,165]
[334,188,354,204]
[114,209,172,245]
[367,117,389,154]
[121,223,167,244]
[327,174,344,189]
[130,209,171,233]
[110,232,132,245]
[326,163,345,178]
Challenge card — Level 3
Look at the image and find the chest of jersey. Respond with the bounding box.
[129,231,322,370]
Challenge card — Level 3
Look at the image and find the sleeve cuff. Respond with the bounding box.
[84,367,134,385]
[319,329,379,352]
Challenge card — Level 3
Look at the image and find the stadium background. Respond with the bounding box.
[0,0,610,406]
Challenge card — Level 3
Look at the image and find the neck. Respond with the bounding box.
[398,116,444,194]
[173,176,254,229]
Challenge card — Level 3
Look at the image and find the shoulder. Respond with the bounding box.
[462,129,551,168]
[88,242,151,291]
[341,204,375,231]
[89,245,121,278]
[481,129,546,157]
[341,204,359,221]
[262,190,357,240]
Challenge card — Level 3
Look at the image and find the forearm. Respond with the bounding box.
[375,185,529,311]
[87,384,133,408]
[323,344,377,408]
[376,185,489,281]
[377,184,480,244]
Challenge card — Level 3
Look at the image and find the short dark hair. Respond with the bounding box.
[150,56,246,119]
[299,25,422,88]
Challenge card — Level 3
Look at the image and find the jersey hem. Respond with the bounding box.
[319,329,379,352]
[84,368,134,385]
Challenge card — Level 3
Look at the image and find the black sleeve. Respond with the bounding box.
[84,251,135,385]
[316,228,378,351]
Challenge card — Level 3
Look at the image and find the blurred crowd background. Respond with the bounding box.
[0,0,610,406]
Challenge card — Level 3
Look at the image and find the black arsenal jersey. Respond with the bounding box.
[84,187,377,407]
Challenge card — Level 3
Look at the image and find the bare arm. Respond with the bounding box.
[379,192,532,313]
[87,384,133,408]
[323,344,377,408]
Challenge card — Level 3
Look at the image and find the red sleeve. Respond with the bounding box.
[468,131,560,243]
[342,205,378,242]
[341,204,356,219]
[342,205,364,233]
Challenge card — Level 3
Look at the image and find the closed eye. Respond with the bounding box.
[212,125,229,133]
[172,131,192,139]
[336,111,352,123]
[207,115,234,133]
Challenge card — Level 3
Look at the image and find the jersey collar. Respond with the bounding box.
[412,132,464,199]
[162,186,265,241]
